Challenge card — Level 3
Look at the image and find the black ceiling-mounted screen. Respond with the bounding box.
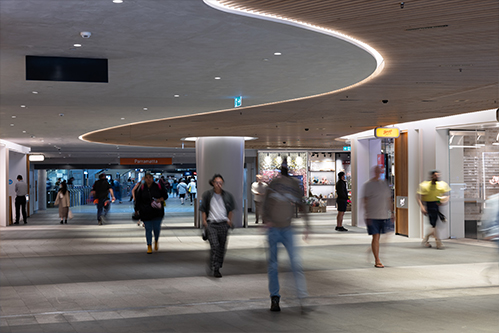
[26,55,108,83]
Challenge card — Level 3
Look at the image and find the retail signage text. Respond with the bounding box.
[120,158,172,165]
[374,127,400,138]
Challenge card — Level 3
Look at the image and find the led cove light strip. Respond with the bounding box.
[203,0,384,69]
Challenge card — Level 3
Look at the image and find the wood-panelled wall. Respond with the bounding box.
[395,132,408,236]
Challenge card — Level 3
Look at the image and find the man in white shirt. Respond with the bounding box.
[251,175,267,224]
[362,166,394,268]
[200,174,236,278]
[14,175,28,224]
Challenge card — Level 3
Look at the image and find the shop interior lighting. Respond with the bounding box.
[214,77,221,80]
[74,44,82,47]
[274,52,282,56]
[496,133,499,141]
[21,105,26,108]
[32,91,38,94]
[174,94,180,98]
[113,0,124,3]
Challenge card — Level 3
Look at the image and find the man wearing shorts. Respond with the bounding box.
[417,170,450,249]
[362,166,394,268]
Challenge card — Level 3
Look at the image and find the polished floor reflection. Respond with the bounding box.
[1,198,498,332]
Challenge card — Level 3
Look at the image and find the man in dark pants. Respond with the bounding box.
[14,175,28,224]
[200,174,236,278]
[335,171,348,231]
[91,173,115,225]
[417,170,450,249]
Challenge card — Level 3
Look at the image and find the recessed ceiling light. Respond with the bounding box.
[121,117,125,120]
[174,94,180,98]
[263,58,269,61]
[22,130,26,133]
[11,115,16,118]
[32,91,38,94]
[143,107,148,111]
[20,105,26,108]
[214,77,221,80]
[274,52,282,56]
[10,124,14,126]
[113,0,124,3]
[73,44,82,47]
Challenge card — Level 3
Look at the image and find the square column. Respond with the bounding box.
[196,137,245,228]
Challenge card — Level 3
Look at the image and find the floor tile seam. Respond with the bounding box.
[1,263,496,295]
[2,285,499,325]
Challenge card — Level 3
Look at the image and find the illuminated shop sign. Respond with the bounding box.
[120,158,172,165]
[374,127,400,138]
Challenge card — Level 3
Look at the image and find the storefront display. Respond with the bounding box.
[258,152,308,195]
[449,128,499,238]
[257,150,351,207]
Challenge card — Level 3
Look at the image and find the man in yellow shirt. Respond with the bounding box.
[417,170,451,249]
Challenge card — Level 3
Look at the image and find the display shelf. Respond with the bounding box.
[310,184,334,186]
[310,170,335,172]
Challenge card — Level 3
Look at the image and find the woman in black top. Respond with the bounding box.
[335,172,349,231]
[136,173,168,254]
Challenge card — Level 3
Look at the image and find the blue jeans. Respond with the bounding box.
[267,227,308,299]
[96,199,110,221]
[144,218,162,245]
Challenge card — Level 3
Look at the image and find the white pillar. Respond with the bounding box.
[0,145,9,227]
[351,138,371,227]
[196,137,245,228]
[37,169,47,211]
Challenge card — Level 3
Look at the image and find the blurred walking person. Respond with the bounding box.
[135,172,168,254]
[417,170,450,249]
[251,175,267,224]
[362,165,394,268]
[200,174,236,278]
[55,181,70,224]
[90,173,115,225]
[187,178,197,205]
[263,159,310,312]
[177,178,189,205]
[112,177,122,203]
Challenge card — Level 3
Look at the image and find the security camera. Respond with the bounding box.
[382,100,389,104]
[80,31,91,38]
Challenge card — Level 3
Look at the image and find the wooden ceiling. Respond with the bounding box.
[83,0,499,150]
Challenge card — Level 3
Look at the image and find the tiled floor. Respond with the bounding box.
[1,198,498,332]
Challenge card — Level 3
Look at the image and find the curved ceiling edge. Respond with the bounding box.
[80,0,385,147]
[203,0,384,68]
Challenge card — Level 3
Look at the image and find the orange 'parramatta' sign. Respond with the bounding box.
[374,127,400,139]
[120,158,172,165]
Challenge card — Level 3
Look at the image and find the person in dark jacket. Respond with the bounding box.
[200,174,236,278]
[335,171,349,231]
[136,172,168,254]
[91,174,115,225]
